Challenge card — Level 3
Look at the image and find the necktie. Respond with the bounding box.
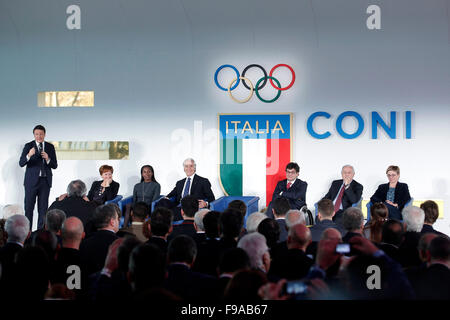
[334,184,345,212]
[182,177,191,198]
[287,182,292,189]
[38,143,47,177]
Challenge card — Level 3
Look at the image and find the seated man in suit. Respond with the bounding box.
[48,180,98,232]
[167,195,199,242]
[79,204,120,276]
[267,162,307,219]
[165,158,215,221]
[271,197,291,243]
[310,199,346,242]
[322,165,363,226]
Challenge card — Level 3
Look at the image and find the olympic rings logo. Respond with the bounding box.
[214,64,295,103]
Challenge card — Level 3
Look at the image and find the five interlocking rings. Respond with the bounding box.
[214,64,295,103]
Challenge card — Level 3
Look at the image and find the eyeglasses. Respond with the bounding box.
[286,170,297,174]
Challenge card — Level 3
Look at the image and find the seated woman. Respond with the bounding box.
[363,202,388,243]
[370,165,411,220]
[87,164,120,205]
[123,165,161,226]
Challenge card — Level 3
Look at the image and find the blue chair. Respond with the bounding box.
[314,197,362,223]
[209,196,260,228]
[117,195,133,228]
[105,195,123,206]
[366,198,413,221]
[151,196,183,225]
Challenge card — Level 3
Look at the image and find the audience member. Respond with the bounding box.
[310,199,345,242]
[420,200,446,236]
[257,218,280,249]
[1,204,24,220]
[271,197,290,243]
[120,201,149,242]
[399,206,425,267]
[363,202,388,243]
[341,207,364,243]
[237,232,270,273]
[219,209,243,251]
[245,212,267,233]
[223,269,268,301]
[79,204,120,275]
[167,195,198,241]
[165,235,218,301]
[193,208,209,245]
[146,207,173,254]
[217,248,251,297]
[49,180,96,230]
[285,209,306,229]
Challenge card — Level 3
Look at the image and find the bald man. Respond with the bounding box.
[52,217,85,287]
[269,224,314,280]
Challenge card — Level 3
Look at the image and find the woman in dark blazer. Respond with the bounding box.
[370,165,411,220]
[87,164,120,205]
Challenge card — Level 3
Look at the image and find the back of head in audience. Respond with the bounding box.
[227,200,247,218]
[420,200,439,225]
[2,204,24,220]
[321,228,343,242]
[132,202,150,222]
[94,204,120,232]
[317,199,334,220]
[365,202,388,243]
[342,207,364,233]
[66,179,87,197]
[5,214,30,243]
[203,211,221,239]
[61,216,84,248]
[257,218,280,248]
[381,220,404,247]
[402,206,425,232]
[150,207,173,237]
[220,209,244,239]
[168,235,197,266]
[31,229,58,260]
[286,209,306,229]
[418,233,438,263]
[194,209,209,232]
[223,269,267,301]
[181,195,199,219]
[219,248,251,275]
[117,236,142,273]
[272,197,290,218]
[128,243,166,292]
[287,223,312,250]
[246,212,268,233]
[45,209,66,233]
[237,232,270,272]
[429,236,450,266]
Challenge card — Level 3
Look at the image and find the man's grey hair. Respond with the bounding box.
[245,212,268,233]
[342,207,364,232]
[2,204,24,220]
[5,215,30,243]
[183,158,196,169]
[342,164,355,174]
[67,179,87,197]
[45,209,66,233]
[402,206,425,232]
[194,209,210,231]
[286,209,306,228]
[237,232,268,271]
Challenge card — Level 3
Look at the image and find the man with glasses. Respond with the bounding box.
[266,162,307,219]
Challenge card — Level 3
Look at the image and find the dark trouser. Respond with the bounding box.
[24,177,50,230]
[385,203,402,220]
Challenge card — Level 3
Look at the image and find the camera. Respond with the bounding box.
[335,243,351,254]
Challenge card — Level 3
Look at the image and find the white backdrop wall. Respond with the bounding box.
[0,0,449,233]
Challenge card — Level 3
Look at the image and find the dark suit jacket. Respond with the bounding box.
[323,179,363,210]
[48,196,98,229]
[421,224,447,237]
[269,248,313,281]
[164,263,219,301]
[87,180,120,204]
[166,174,215,205]
[406,263,450,300]
[167,220,197,242]
[309,219,346,242]
[272,179,307,210]
[276,219,288,243]
[19,141,57,188]
[79,230,119,276]
[398,231,422,268]
[193,237,222,276]
[146,236,168,254]
[370,182,411,212]
[0,242,23,298]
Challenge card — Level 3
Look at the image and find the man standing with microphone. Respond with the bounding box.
[19,125,58,230]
